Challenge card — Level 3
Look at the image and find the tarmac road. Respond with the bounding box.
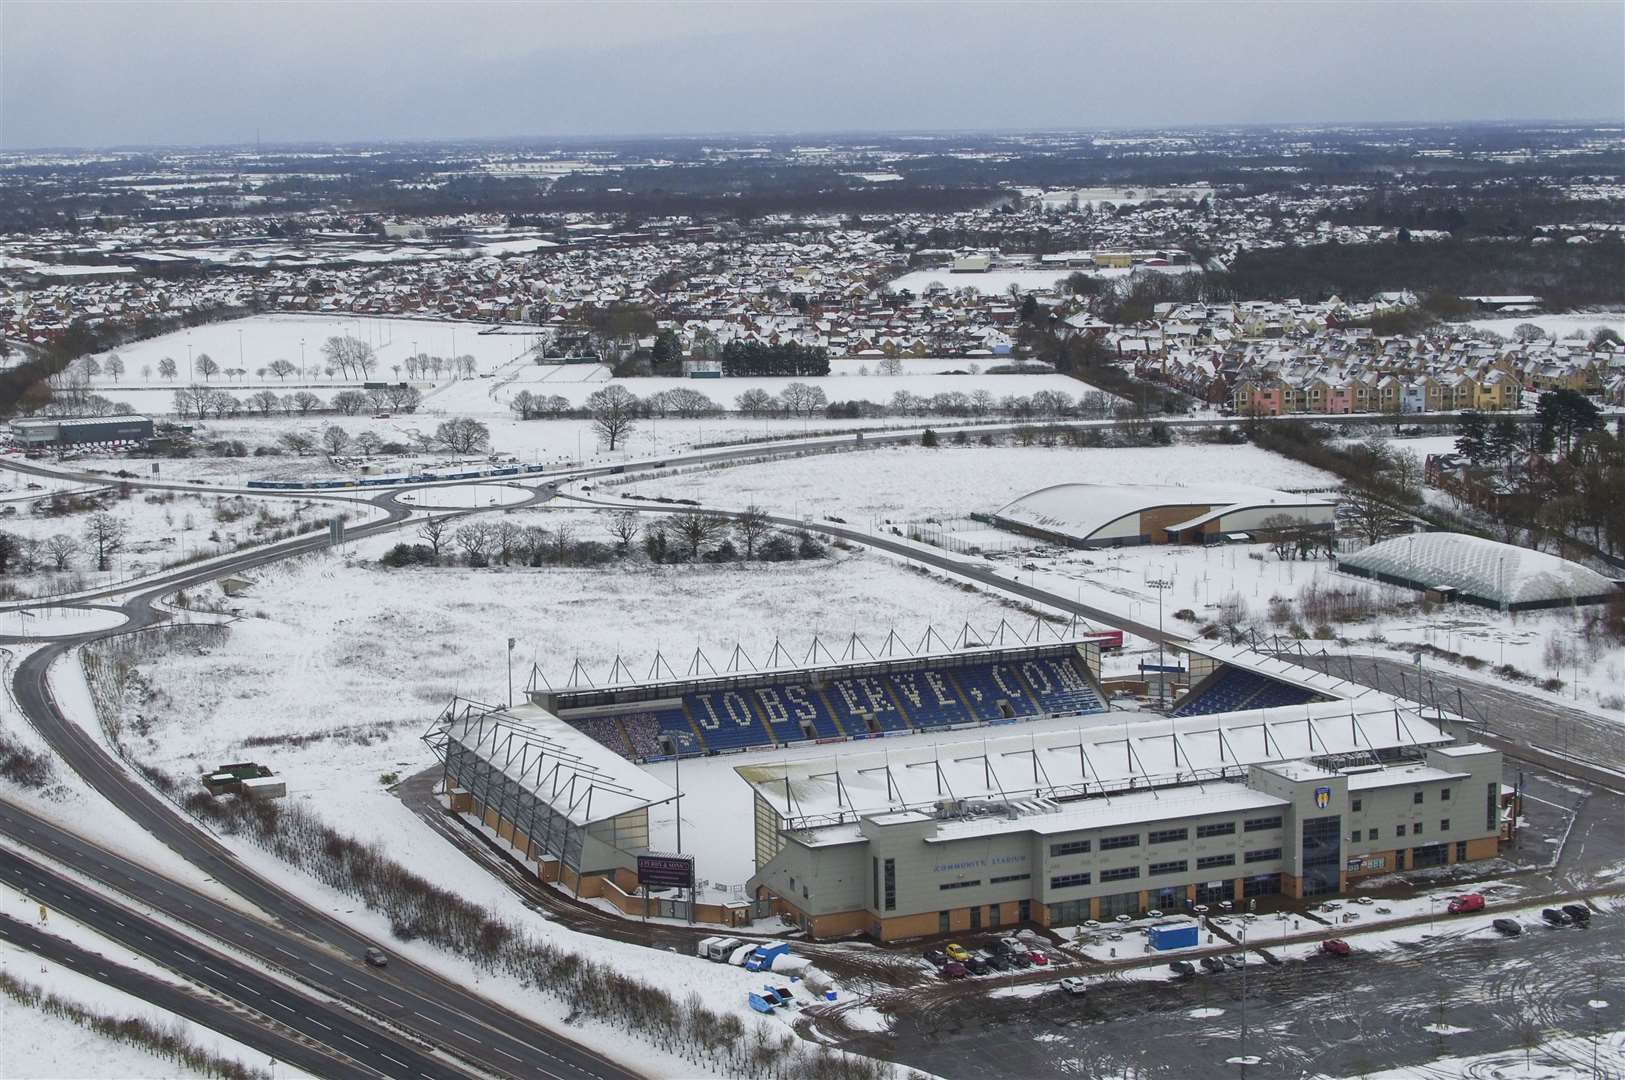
[0,848,456,1080]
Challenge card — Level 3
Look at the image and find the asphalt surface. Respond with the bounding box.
[1,848,451,1079]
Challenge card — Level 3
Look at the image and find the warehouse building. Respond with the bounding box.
[1337,531,1620,611]
[991,483,1335,548]
[744,693,1504,940]
[9,415,154,449]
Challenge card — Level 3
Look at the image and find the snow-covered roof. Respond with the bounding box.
[992,483,1321,543]
[1338,532,1617,608]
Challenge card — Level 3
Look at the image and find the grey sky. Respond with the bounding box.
[3,1,1621,148]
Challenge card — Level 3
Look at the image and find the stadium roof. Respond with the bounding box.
[1337,532,1618,609]
[992,483,1329,544]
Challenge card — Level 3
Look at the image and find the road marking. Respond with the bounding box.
[342,977,367,991]
[309,963,333,975]
[205,965,229,979]
[411,1011,441,1026]
[380,1053,406,1067]
[378,995,403,1008]
[457,1032,483,1046]
[275,945,298,958]
[234,981,261,996]
[494,1047,521,1061]
[306,1018,332,1032]
[272,1000,295,1012]
[343,1034,367,1049]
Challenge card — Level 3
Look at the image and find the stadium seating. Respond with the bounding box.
[618,713,666,760]
[951,662,1033,723]
[886,670,975,728]
[685,690,774,752]
[566,715,632,758]
[645,707,706,757]
[1170,667,1318,717]
[1015,657,1105,716]
[753,683,844,741]
[824,676,911,735]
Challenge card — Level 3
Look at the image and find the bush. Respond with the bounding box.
[797,531,826,559]
[379,543,436,568]
[758,533,796,561]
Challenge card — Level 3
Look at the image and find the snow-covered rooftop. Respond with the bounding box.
[1338,532,1618,608]
[992,483,1325,543]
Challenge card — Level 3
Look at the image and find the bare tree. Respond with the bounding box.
[291,391,322,414]
[354,431,383,456]
[735,388,773,417]
[493,521,524,564]
[586,385,638,451]
[278,430,317,455]
[510,390,539,420]
[82,512,129,571]
[106,355,125,381]
[268,358,297,380]
[157,357,177,380]
[606,511,642,553]
[194,353,220,381]
[436,417,490,455]
[320,425,351,459]
[734,505,771,559]
[248,389,281,416]
[321,335,376,379]
[43,533,79,570]
[780,381,827,417]
[1341,487,1407,548]
[668,511,726,561]
[416,517,450,560]
[454,522,496,564]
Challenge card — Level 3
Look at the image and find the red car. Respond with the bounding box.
[1027,951,1049,966]
[1321,939,1351,957]
[1447,894,1485,915]
[940,961,968,980]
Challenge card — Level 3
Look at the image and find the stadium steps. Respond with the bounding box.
[810,683,850,738]
[1169,665,1228,718]
[609,715,635,757]
[746,690,796,746]
[881,679,918,729]
[677,701,713,753]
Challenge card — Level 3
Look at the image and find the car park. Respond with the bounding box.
[1169,960,1196,976]
[1058,977,1088,996]
[1492,918,1523,936]
[1320,939,1351,957]
[1447,893,1485,914]
[1223,954,1245,969]
[1027,950,1049,966]
[965,955,990,976]
[941,961,968,980]
[945,943,971,962]
[924,947,948,967]
[1562,903,1591,924]
[984,952,1010,973]
[1541,908,1572,926]
[1200,956,1225,973]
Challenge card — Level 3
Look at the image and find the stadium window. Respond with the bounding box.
[1196,853,1234,870]
[990,873,1031,885]
[883,859,896,912]
[1049,872,1091,889]
[1349,829,1362,843]
[1149,828,1188,845]
[1351,799,1362,813]
[1244,848,1281,864]
[939,879,981,891]
[1440,819,1450,832]
[1413,791,1424,805]
[1243,816,1282,832]
[1440,788,1451,801]
[1369,826,1379,839]
[871,859,879,911]
[1196,822,1236,838]
[1100,833,1141,850]
[1396,824,1406,837]
[1455,840,1468,862]
[1149,860,1187,877]
[1049,839,1091,857]
[1414,822,1423,835]
[1099,866,1140,883]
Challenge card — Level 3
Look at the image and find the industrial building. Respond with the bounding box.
[9,414,154,449]
[990,483,1335,548]
[1337,531,1620,611]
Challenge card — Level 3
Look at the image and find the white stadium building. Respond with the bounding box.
[990,483,1335,548]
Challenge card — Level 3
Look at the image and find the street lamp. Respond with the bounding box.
[299,338,305,380]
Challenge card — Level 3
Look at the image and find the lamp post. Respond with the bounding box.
[506,637,516,708]
[1147,577,1172,708]
[299,338,305,381]
[1240,897,1255,1073]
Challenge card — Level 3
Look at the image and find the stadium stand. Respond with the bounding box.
[1016,656,1105,716]
[687,690,773,751]
[1170,667,1318,717]
[566,715,633,758]
[952,662,1030,723]
[886,669,975,728]
[825,676,912,735]
[753,683,844,741]
[619,713,666,760]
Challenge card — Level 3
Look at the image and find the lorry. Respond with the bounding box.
[696,936,722,959]
[745,942,791,972]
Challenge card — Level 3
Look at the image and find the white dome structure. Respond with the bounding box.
[1337,532,1618,611]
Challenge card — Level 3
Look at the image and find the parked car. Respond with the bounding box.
[1058,977,1088,996]
[1169,960,1196,976]
[1223,954,1245,970]
[924,947,948,967]
[999,937,1025,955]
[965,955,990,976]
[1320,939,1351,957]
[1562,903,1591,924]
[364,947,388,968]
[984,952,1010,972]
[1447,893,1485,915]
[1541,908,1572,926]
[1200,956,1225,973]
[944,943,971,962]
[1027,950,1049,967]
[1492,918,1523,936]
[940,961,968,980]
[1006,951,1032,969]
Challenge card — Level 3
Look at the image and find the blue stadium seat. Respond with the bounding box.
[684,690,775,752]
[824,675,910,735]
[632,708,705,758]
[1015,656,1105,717]
[951,662,1037,723]
[752,682,842,742]
[886,670,974,728]
[1171,668,1317,717]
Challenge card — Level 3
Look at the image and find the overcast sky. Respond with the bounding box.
[3,1,1622,148]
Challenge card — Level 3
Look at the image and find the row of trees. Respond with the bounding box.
[171,384,423,421]
[279,417,491,459]
[719,341,831,377]
[0,511,128,575]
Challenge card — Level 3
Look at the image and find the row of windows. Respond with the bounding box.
[1196,822,1236,838]
[1149,860,1187,877]
[1050,840,1091,857]
[1100,833,1141,850]
[939,879,981,891]
[1148,828,1187,845]
[1100,866,1140,882]
[1352,821,1449,843]
[1245,847,1282,863]
[990,872,1031,885]
[1050,872,1091,889]
[1197,853,1236,870]
[1244,816,1283,832]
[1048,817,1260,860]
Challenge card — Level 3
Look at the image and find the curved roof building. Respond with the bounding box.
[991,483,1334,548]
[1337,532,1619,610]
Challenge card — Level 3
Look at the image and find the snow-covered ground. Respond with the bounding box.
[1463,311,1625,340]
[888,265,1195,296]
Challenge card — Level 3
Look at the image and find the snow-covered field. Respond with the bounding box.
[1464,311,1625,340]
[629,442,1339,524]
